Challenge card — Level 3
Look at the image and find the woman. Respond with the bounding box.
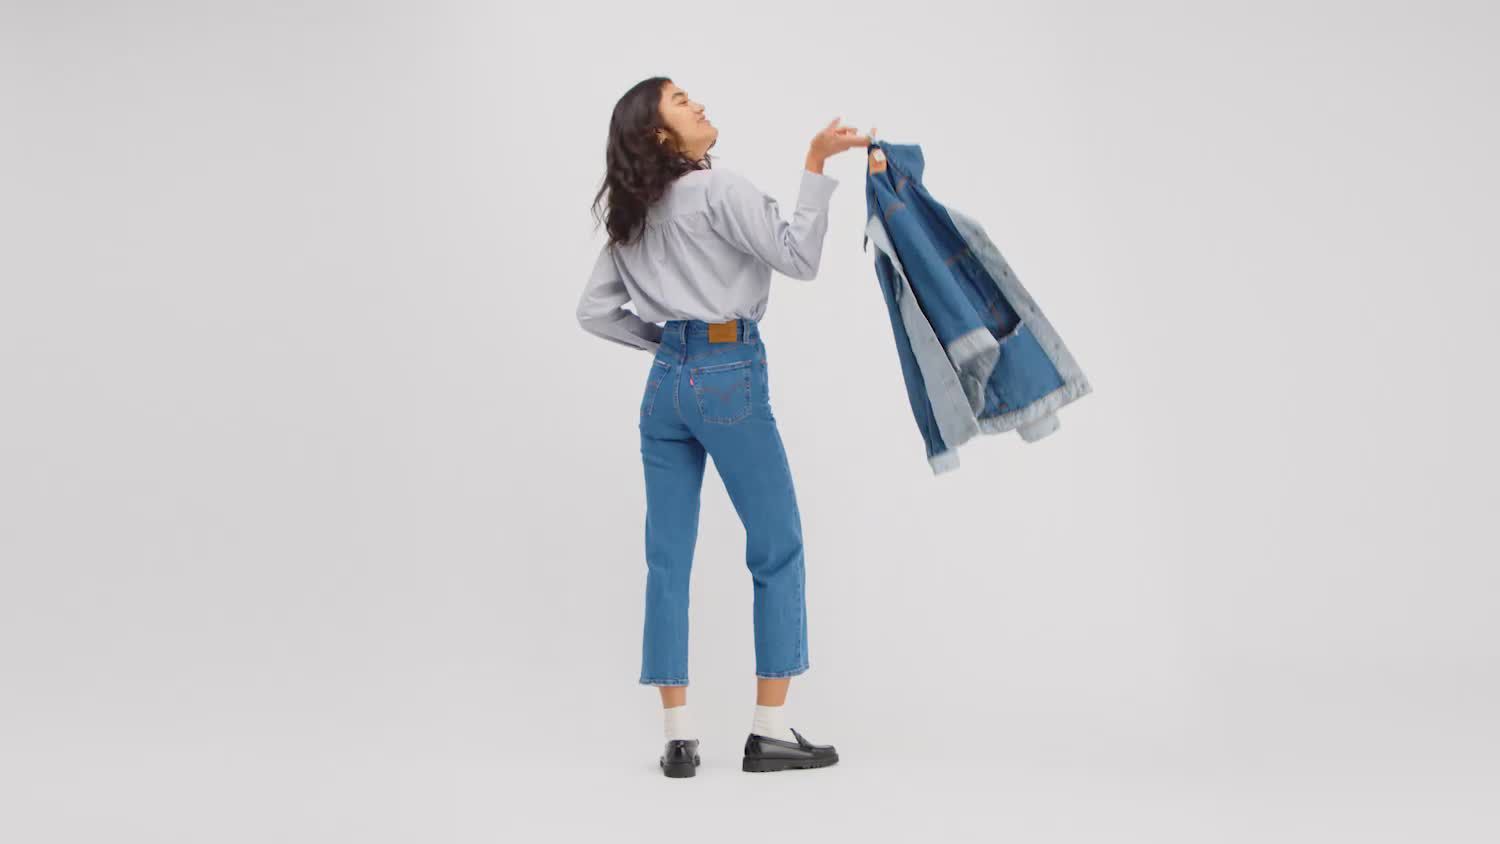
[576,77,870,777]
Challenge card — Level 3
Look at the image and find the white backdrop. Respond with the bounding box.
[3,1,1496,841]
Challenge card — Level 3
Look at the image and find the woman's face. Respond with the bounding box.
[656,81,716,162]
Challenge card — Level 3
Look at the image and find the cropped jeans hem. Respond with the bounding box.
[639,676,689,687]
[755,663,809,680]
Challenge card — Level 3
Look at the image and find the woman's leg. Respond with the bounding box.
[641,376,705,776]
[638,380,707,687]
[660,685,687,708]
[674,319,836,771]
[756,677,788,706]
[691,352,810,680]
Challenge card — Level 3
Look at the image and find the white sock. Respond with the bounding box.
[751,703,795,742]
[663,704,694,741]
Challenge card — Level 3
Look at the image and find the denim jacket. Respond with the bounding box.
[863,139,1092,474]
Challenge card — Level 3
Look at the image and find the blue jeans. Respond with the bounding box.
[637,317,808,685]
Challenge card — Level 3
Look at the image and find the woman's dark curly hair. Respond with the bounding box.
[591,76,713,248]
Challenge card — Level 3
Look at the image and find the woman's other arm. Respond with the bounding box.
[575,242,663,353]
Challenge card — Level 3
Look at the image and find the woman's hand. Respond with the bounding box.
[805,117,875,173]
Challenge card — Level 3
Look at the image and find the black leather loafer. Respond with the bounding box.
[741,728,838,772]
[660,738,700,778]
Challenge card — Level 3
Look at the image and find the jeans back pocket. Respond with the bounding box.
[688,358,752,424]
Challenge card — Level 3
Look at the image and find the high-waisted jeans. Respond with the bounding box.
[637,317,808,685]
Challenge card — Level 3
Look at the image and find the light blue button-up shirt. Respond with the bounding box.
[576,166,840,353]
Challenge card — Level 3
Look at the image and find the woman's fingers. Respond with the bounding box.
[813,117,876,156]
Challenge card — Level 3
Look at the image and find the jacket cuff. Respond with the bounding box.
[1016,412,1060,442]
[798,167,839,209]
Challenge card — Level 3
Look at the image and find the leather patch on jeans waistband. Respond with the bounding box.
[708,320,737,343]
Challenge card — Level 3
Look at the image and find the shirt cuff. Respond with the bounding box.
[798,167,839,209]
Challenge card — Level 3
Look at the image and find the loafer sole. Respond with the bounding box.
[660,755,701,778]
[741,753,839,773]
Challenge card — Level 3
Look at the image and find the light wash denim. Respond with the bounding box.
[636,317,808,685]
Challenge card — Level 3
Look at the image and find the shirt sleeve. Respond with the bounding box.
[704,167,839,280]
[575,242,663,353]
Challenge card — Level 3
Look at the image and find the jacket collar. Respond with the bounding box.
[869,140,925,184]
[863,140,926,252]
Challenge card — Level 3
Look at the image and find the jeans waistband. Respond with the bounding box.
[660,317,760,344]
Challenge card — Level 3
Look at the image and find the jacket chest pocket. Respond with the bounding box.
[688,358,752,425]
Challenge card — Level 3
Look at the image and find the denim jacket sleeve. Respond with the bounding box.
[576,242,663,353]
[704,167,838,281]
